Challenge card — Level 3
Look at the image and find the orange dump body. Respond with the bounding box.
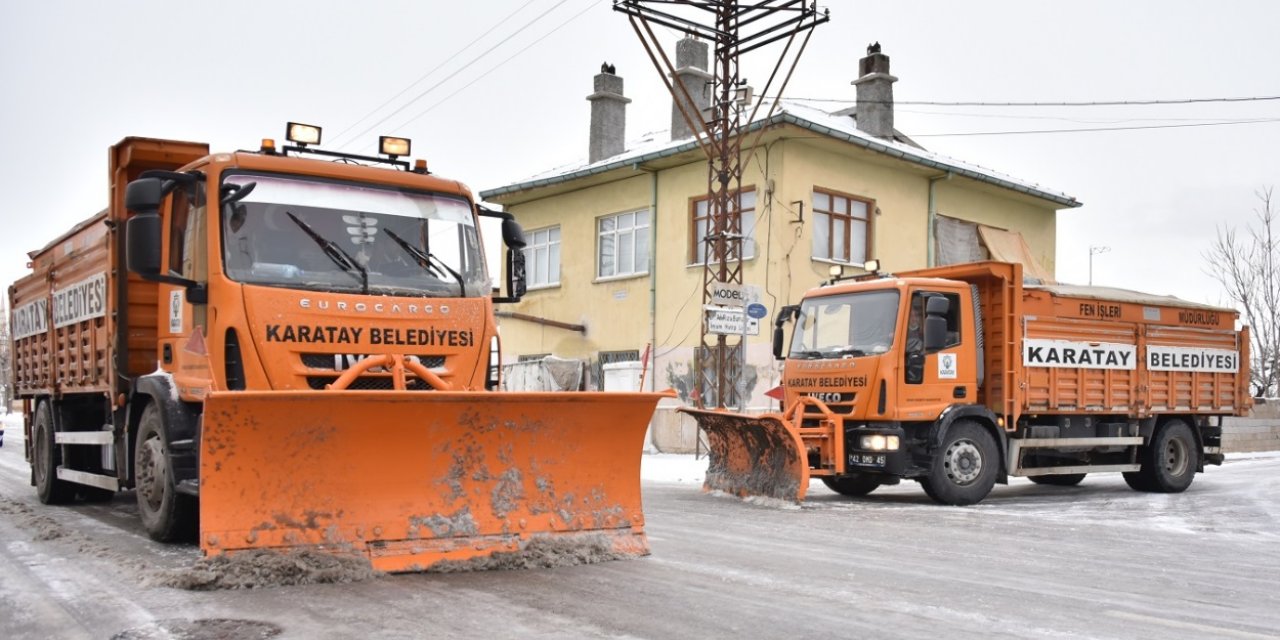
[683,261,1250,504]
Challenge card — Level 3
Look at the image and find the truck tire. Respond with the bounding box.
[1129,420,1198,493]
[821,474,881,497]
[1122,471,1153,492]
[921,421,998,506]
[33,402,76,504]
[1028,473,1086,486]
[135,403,197,542]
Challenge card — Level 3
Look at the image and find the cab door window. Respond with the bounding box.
[904,290,961,384]
[167,182,208,280]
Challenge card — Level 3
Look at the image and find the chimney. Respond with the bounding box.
[670,37,711,140]
[851,42,897,139]
[587,62,630,163]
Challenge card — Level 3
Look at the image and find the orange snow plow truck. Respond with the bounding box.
[684,261,1250,505]
[9,127,666,571]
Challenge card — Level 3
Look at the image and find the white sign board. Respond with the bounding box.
[1023,339,1136,370]
[1147,346,1239,373]
[706,308,760,336]
[52,272,107,329]
[12,299,48,340]
[938,352,957,379]
[709,282,761,307]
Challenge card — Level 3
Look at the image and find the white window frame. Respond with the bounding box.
[597,209,650,280]
[524,226,561,289]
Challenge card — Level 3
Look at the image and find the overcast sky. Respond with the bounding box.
[2,0,1277,310]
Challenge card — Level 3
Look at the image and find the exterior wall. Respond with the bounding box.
[496,127,1065,410]
[500,173,653,364]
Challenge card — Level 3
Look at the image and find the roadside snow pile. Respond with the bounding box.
[153,548,380,590]
[428,534,636,573]
[640,453,708,485]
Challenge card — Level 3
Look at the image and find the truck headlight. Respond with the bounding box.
[859,434,900,451]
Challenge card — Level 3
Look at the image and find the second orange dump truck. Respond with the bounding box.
[685,261,1250,505]
[10,126,667,571]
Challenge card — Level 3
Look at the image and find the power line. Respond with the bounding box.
[328,0,541,149]
[897,107,1269,125]
[773,94,1280,107]
[912,118,1280,137]
[361,0,602,151]
[336,0,578,151]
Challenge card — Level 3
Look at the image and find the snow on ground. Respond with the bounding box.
[639,452,708,485]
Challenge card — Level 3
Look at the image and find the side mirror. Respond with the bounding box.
[125,177,164,215]
[505,248,527,300]
[925,295,950,316]
[923,296,949,352]
[924,316,947,351]
[502,218,526,249]
[773,305,799,360]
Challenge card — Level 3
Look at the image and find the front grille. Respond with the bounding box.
[803,393,856,415]
[306,376,434,391]
[301,353,446,371]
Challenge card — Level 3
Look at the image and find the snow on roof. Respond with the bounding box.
[480,100,1080,208]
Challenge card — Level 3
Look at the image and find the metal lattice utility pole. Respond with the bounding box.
[614,0,827,409]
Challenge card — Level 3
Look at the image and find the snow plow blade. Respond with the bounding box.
[199,390,668,572]
[679,407,810,503]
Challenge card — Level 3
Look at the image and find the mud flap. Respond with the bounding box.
[199,390,667,572]
[679,407,809,503]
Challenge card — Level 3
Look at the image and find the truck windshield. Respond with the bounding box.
[220,173,488,297]
[789,290,900,359]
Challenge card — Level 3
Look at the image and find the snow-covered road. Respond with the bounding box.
[2,415,1278,639]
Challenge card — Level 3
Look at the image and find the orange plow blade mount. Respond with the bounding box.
[199,390,667,572]
[679,407,810,503]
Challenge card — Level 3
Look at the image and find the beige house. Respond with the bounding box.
[481,43,1079,410]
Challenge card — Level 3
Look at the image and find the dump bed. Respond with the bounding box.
[1019,281,1247,418]
[9,138,209,398]
[920,261,1250,423]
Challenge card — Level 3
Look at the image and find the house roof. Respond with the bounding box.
[480,100,1081,209]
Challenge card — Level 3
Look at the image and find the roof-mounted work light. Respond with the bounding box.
[286,122,322,147]
[380,136,411,158]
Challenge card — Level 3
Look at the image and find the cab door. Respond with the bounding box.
[159,173,213,400]
[897,287,974,420]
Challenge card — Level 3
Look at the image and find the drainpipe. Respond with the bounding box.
[634,162,658,393]
[927,172,953,267]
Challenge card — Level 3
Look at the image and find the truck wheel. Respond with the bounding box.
[1028,473,1086,486]
[135,403,197,542]
[921,421,997,506]
[821,474,881,497]
[33,402,76,504]
[1132,420,1198,493]
[1122,471,1153,492]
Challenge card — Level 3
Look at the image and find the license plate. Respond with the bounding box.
[848,454,886,466]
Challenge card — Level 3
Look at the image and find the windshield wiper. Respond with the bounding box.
[828,346,868,357]
[382,228,467,297]
[285,212,368,293]
[791,349,822,359]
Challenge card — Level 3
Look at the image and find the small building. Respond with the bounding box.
[480,42,1079,411]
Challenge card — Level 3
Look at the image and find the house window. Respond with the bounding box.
[812,189,872,264]
[598,210,649,278]
[691,188,757,264]
[524,226,560,288]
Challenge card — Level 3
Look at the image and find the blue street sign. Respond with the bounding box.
[746,302,767,319]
